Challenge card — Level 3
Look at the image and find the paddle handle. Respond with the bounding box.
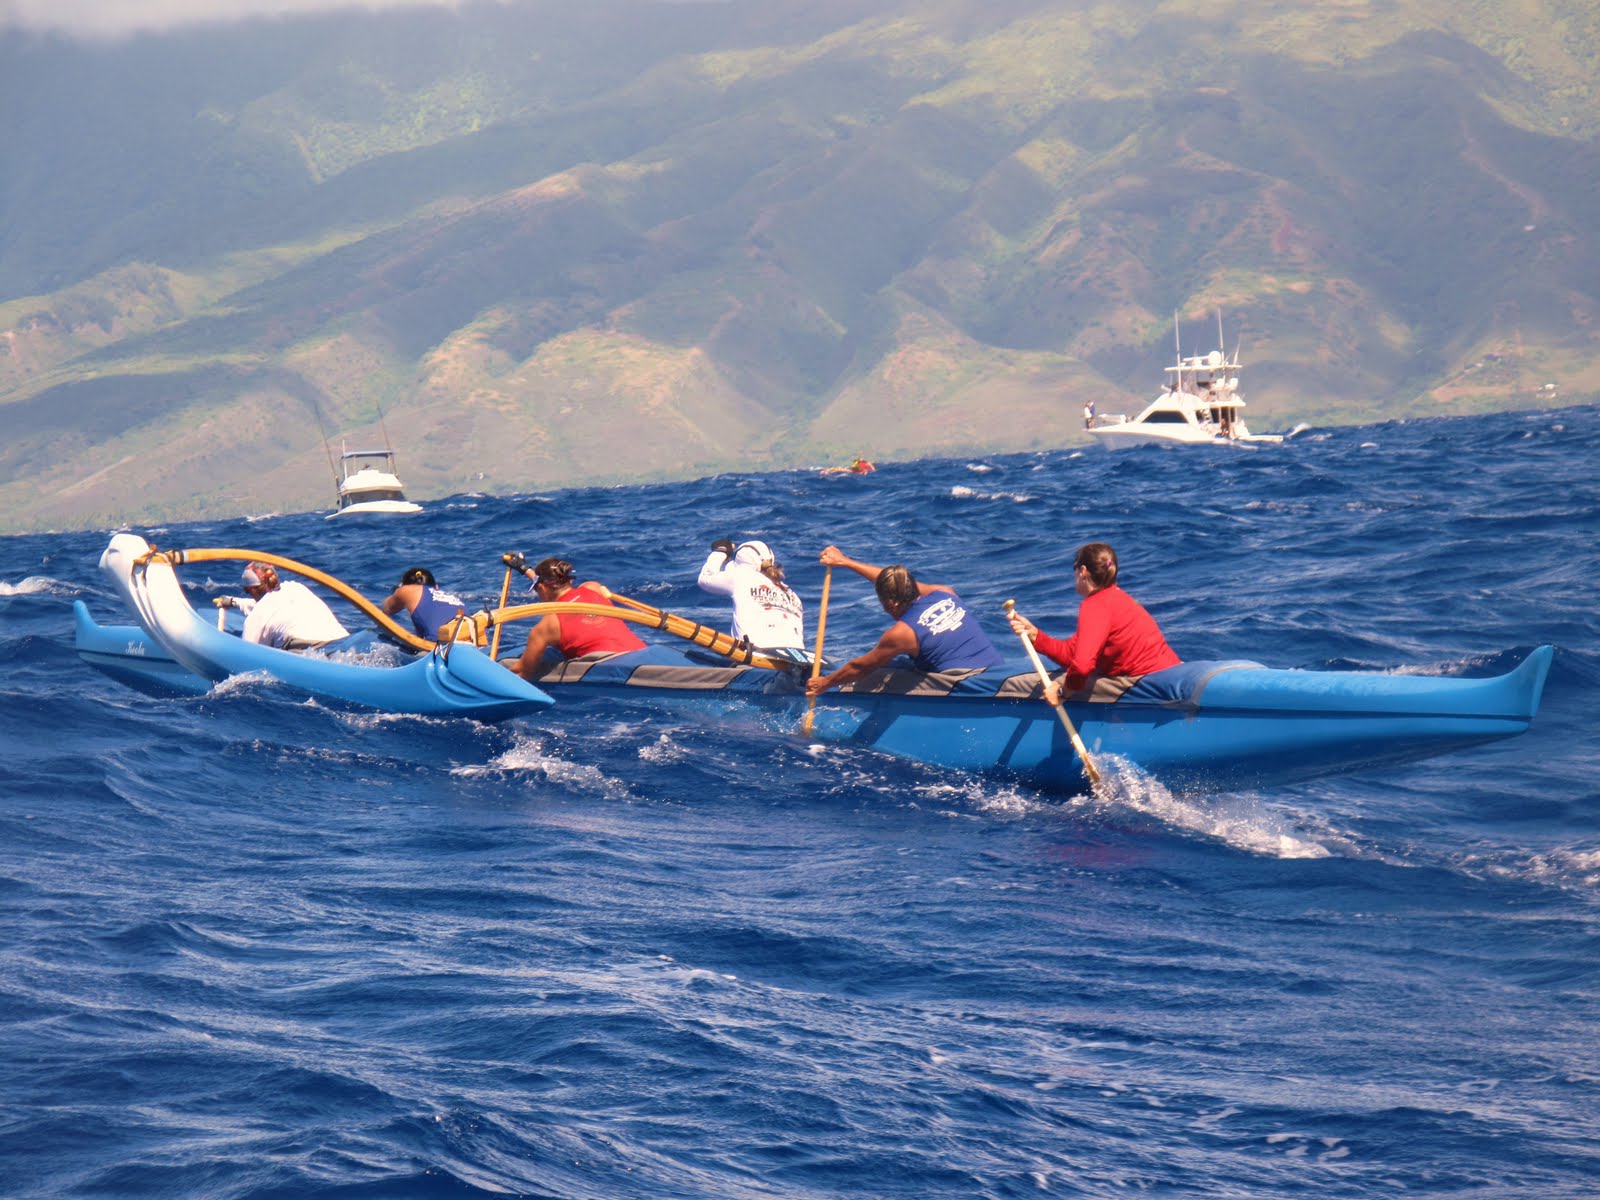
[1004,599,1102,786]
[801,565,833,736]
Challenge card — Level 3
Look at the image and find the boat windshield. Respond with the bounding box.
[343,488,408,504]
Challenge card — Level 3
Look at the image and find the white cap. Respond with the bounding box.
[734,540,772,568]
[240,565,263,587]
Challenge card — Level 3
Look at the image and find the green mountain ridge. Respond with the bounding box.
[2,0,1597,533]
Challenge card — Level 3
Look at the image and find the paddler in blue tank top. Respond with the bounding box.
[805,545,1004,697]
[381,566,471,642]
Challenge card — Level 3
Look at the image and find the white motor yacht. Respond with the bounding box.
[1087,318,1286,449]
[328,449,423,518]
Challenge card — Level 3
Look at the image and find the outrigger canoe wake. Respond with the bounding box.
[78,533,1553,795]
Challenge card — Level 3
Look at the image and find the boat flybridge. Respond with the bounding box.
[328,449,423,518]
[1087,316,1285,449]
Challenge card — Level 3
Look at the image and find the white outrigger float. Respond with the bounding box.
[1088,314,1287,448]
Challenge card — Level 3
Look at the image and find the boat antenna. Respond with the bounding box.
[375,400,397,455]
[307,391,341,495]
[1171,311,1182,393]
[1218,307,1240,368]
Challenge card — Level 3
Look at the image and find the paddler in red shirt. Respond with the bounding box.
[502,554,645,679]
[1006,541,1180,703]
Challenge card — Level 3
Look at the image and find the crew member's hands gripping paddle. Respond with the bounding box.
[1003,599,1102,787]
[801,566,833,737]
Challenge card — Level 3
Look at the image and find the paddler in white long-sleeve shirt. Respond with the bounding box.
[697,538,806,661]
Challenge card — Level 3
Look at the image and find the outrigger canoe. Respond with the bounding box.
[515,643,1555,792]
[88,533,553,721]
[80,535,1554,792]
[82,616,1552,793]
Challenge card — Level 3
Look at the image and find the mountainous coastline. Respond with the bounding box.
[2,0,1598,533]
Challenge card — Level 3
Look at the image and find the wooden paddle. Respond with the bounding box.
[1003,599,1103,786]
[801,565,833,736]
[488,564,514,660]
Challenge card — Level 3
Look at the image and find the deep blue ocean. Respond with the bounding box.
[3,406,1597,1198]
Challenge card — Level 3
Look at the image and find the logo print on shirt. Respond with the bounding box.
[917,598,966,636]
[751,583,801,617]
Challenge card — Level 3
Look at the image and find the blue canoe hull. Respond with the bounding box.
[77,621,1551,791]
[73,601,215,699]
[88,534,553,722]
[808,678,1547,790]
[517,644,1555,793]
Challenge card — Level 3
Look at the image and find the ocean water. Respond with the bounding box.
[2,406,1597,1199]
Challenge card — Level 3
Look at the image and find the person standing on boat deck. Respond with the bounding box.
[697,538,806,659]
[381,567,470,642]
[1006,542,1180,706]
[805,546,1004,697]
[500,554,645,679]
[238,562,350,650]
[1083,399,1095,429]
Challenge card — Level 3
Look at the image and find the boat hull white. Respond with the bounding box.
[327,499,423,518]
[1088,425,1284,449]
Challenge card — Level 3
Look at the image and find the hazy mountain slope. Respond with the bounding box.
[1,0,1597,532]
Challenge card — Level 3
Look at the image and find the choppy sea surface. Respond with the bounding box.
[3,406,1597,1198]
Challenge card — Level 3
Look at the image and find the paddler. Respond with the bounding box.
[805,545,1004,697]
[235,562,350,650]
[381,566,471,642]
[500,553,645,679]
[697,537,806,662]
[1005,541,1180,704]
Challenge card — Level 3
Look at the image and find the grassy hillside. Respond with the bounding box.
[1,0,1597,532]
